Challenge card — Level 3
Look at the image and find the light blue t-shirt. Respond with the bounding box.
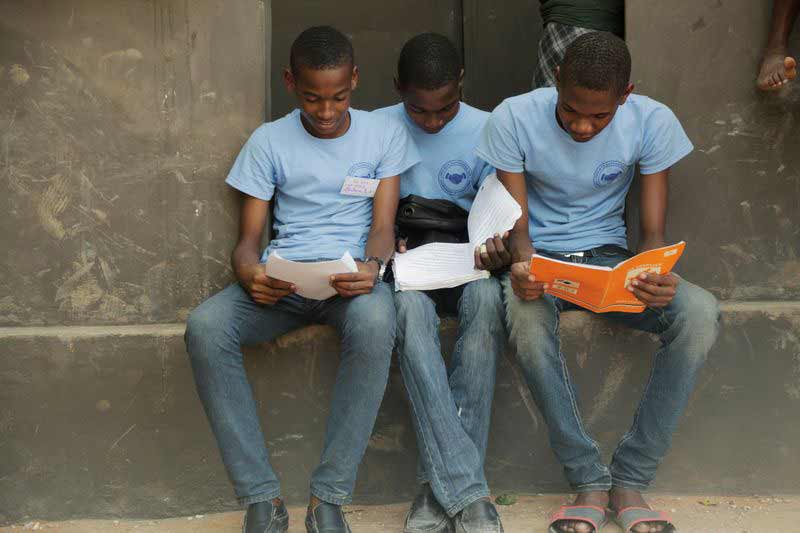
[226,108,420,261]
[476,88,693,252]
[374,102,493,211]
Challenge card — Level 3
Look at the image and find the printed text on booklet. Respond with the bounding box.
[529,242,686,313]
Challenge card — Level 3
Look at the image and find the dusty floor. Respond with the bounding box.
[2,494,797,532]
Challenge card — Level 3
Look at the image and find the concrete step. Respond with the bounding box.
[1,303,798,524]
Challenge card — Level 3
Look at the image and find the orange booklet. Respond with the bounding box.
[529,242,686,313]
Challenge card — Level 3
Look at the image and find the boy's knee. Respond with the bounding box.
[347,289,397,344]
[185,305,218,345]
[394,290,433,323]
[679,284,720,333]
[463,278,504,319]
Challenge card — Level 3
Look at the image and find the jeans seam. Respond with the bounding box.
[397,345,450,503]
[444,488,490,517]
[310,487,352,506]
[553,303,608,479]
[609,343,661,482]
[611,478,650,490]
[238,488,281,506]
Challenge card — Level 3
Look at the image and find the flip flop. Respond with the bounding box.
[548,505,608,532]
[613,507,676,532]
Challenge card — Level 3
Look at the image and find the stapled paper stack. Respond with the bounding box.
[392,174,522,291]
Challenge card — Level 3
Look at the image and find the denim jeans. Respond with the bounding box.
[394,277,506,515]
[502,249,720,492]
[184,281,395,506]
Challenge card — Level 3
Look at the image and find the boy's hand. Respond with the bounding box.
[239,264,295,305]
[628,272,679,309]
[474,232,512,271]
[330,261,379,298]
[396,238,408,254]
[510,260,548,301]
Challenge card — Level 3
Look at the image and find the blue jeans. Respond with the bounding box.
[394,277,506,515]
[502,250,720,492]
[184,281,395,506]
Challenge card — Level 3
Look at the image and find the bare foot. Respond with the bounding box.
[609,487,665,532]
[757,50,797,91]
[555,491,609,533]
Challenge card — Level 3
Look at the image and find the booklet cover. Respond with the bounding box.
[529,242,686,313]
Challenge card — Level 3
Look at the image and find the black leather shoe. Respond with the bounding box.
[305,502,352,533]
[243,499,289,533]
[453,498,503,533]
[404,484,453,533]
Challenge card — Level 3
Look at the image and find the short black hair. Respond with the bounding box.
[560,31,631,95]
[397,32,462,90]
[290,26,354,74]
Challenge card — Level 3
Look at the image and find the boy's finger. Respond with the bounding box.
[331,272,371,283]
[474,246,486,270]
[483,238,499,265]
[333,280,375,291]
[265,276,295,290]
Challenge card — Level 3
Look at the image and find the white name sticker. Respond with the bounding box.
[340,176,380,197]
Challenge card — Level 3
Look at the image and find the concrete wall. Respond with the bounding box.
[1,0,799,525]
[0,0,265,327]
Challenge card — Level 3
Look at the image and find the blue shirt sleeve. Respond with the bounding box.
[638,101,694,175]
[225,124,277,200]
[472,159,495,192]
[475,101,525,173]
[374,114,421,179]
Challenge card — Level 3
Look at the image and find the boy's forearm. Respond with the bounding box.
[231,240,262,281]
[637,233,667,253]
[509,225,534,263]
[364,225,395,263]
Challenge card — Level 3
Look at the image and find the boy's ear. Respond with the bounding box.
[554,66,561,87]
[618,82,635,105]
[283,67,296,93]
[393,76,401,94]
[350,65,359,91]
[458,67,465,89]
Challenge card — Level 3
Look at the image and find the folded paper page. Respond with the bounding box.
[392,242,489,291]
[264,251,358,300]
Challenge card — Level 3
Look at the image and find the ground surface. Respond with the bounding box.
[3,494,797,532]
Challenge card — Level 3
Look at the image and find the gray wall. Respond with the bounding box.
[0,0,264,327]
[1,0,800,525]
[625,0,800,301]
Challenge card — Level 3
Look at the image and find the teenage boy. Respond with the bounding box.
[184,26,419,533]
[477,32,720,533]
[377,33,506,533]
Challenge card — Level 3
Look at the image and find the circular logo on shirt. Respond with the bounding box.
[592,160,630,188]
[438,160,472,196]
[347,161,377,179]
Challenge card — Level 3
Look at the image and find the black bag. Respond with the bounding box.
[396,195,469,250]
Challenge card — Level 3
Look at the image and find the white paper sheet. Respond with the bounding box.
[264,251,358,300]
[393,174,522,291]
[467,174,523,246]
[392,243,489,291]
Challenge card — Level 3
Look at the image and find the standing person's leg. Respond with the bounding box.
[533,22,594,89]
[757,0,800,90]
[185,284,309,511]
[501,273,611,533]
[604,279,719,532]
[448,276,506,465]
[394,288,489,531]
[308,280,396,506]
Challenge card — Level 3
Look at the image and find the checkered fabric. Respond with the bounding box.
[533,22,594,89]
